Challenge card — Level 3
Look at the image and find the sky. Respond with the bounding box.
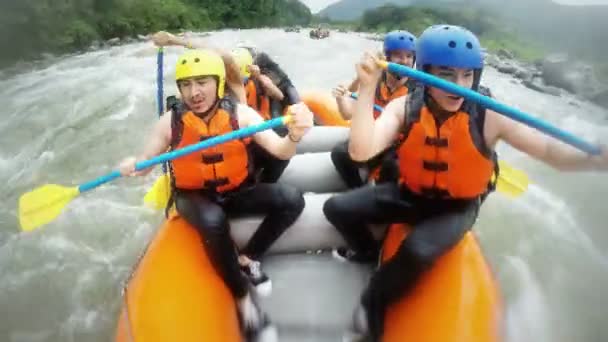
[299,0,608,13]
[299,0,340,13]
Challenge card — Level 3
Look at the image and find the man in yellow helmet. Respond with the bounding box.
[118,49,314,335]
[152,31,302,112]
[152,31,299,182]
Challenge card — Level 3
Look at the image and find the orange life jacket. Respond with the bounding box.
[396,87,497,199]
[373,74,412,119]
[245,79,271,120]
[169,98,253,192]
[365,76,413,182]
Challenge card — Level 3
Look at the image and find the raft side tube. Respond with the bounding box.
[381,224,503,342]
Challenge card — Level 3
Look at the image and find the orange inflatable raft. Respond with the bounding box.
[114,145,502,342]
[301,90,350,127]
[381,223,503,342]
[115,214,241,342]
[115,218,502,342]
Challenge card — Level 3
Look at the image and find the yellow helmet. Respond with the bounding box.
[175,49,226,98]
[231,47,254,79]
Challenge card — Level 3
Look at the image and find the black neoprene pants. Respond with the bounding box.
[323,182,480,339]
[175,183,305,298]
[330,140,400,189]
[250,142,290,183]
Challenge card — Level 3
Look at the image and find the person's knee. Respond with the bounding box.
[330,147,347,165]
[274,185,305,213]
[330,140,349,157]
[197,206,228,236]
[323,194,350,223]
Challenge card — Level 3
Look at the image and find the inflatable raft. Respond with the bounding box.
[115,125,503,341]
[300,90,349,127]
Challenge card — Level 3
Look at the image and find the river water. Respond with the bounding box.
[1,28,607,342]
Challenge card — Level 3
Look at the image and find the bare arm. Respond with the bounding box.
[349,83,404,162]
[347,77,360,92]
[237,104,298,160]
[139,112,172,160]
[216,49,247,103]
[336,96,356,120]
[151,31,246,103]
[256,74,284,100]
[120,111,172,176]
[332,78,359,119]
[486,110,607,171]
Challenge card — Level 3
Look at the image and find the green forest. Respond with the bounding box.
[317,5,544,62]
[0,0,312,67]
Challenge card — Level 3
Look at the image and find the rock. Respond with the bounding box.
[541,53,603,96]
[364,33,383,42]
[89,40,101,51]
[484,54,501,68]
[497,48,514,60]
[522,78,562,96]
[496,62,518,75]
[107,37,121,46]
[515,68,531,80]
[494,59,531,80]
[137,34,147,41]
[589,88,608,109]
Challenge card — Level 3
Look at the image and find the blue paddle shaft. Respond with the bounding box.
[386,62,601,155]
[156,48,168,174]
[157,48,164,116]
[349,92,384,113]
[78,116,289,193]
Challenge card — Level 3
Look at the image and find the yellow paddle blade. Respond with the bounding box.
[18,184,80,232]
[143,173,171,210]
[495,160,530,198]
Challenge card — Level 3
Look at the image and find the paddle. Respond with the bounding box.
[348,92,529,198]
[18,116,293,232]
[144,48,171,210]
[349,92,384,113]
[495,160,529,198]
[157,47,164,120]
[377,61,602,155]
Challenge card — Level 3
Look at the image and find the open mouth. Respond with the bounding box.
[191,98,206,108]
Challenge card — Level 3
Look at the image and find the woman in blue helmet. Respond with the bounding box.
[327,25,608,340]
[330,30,418,192]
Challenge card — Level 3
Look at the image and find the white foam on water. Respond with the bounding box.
[505,256,554,342]
[1,29,608,342]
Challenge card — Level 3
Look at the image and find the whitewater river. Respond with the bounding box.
[1,28,607,342]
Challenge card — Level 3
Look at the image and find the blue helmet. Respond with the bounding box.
[416,25,483,71]
[383,30,417,56]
